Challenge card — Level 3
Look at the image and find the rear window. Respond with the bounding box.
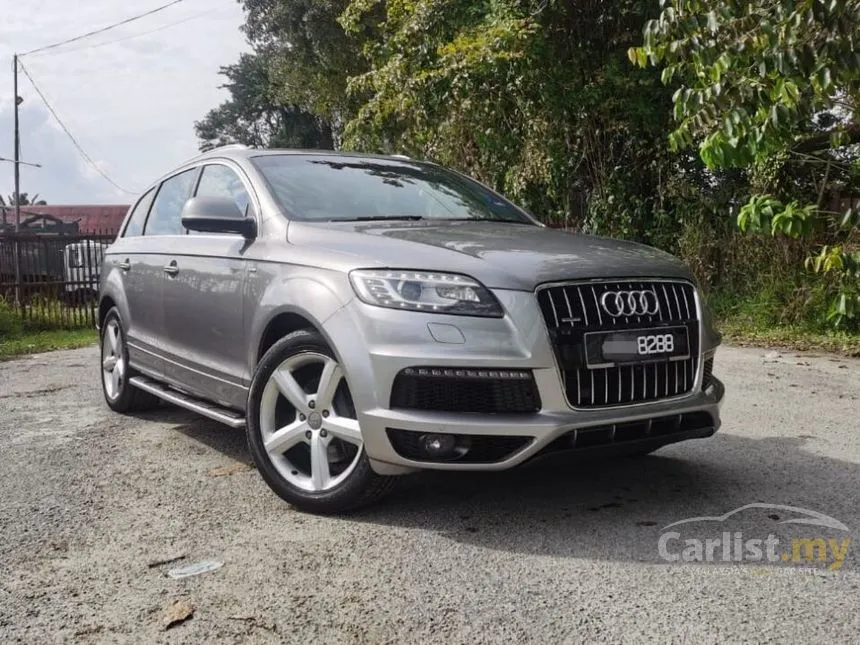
[251,154,531,224]
[122,188,156,237]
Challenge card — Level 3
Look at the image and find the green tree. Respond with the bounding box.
[340,0,686,243]
[239,0,379,143]
[0,193,46,206]
[195,53,333,151]
[631,0,860,328]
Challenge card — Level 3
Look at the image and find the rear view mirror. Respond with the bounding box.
[181,197,257,238]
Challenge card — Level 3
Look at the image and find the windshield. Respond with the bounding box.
[251,154,534,224]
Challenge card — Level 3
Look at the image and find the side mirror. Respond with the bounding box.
[181,196,257,239]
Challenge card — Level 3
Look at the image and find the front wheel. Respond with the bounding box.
[246,330,394,514]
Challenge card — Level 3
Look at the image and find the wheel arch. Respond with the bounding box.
[256,311,324,363]
[97,295,117,332]
[247,275,357,374]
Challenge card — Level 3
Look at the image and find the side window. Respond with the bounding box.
[144,169,198,236]
[195,164,252,216]
[122,188,156,237]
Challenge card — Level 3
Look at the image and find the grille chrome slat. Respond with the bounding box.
[671,284,683,320]
[653,362,659,399]
[590,370,595,406]
[661,283,674,319]
[577,288,590,327]
[562,286,574,323]
[537,280,700,409]
[681,287,692,320]
[590,286,604,326]
[547,290,560,328]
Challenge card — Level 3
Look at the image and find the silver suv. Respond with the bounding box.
[98,146,725,513]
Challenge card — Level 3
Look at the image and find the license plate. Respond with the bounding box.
[584,326,690,368]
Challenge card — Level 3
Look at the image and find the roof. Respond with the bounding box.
[0,205,129,234]
[190,145,414,163]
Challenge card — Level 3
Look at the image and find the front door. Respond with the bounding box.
[160,163,256,409]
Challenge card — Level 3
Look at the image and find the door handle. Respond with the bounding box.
[119,259,131,272]
[163,261,179,276]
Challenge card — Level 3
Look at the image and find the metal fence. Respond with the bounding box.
[0,231,116,328]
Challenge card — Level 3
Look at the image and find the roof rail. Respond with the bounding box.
[212,143,252,151]
[179,143,254,167]
[391,154,411,160]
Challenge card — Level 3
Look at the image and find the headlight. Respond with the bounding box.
[349,269,503,317]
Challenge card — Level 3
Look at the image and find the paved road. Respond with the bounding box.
[1,345,859,643]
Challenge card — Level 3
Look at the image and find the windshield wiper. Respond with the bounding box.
[339,215,425,222]
[435,218,535,225]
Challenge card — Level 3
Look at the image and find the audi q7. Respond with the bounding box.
[98,147,725,513]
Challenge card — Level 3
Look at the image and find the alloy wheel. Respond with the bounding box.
[101,318,125,401]
[259,352,363,492]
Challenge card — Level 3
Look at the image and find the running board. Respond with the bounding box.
[128,376,246,428]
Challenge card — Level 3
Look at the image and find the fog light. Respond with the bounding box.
[419,433,457,457]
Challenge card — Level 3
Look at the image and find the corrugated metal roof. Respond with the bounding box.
[0,205,129,234]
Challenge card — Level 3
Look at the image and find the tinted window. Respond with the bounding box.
[122,188,156,237]
[251,155,531,223]
[195,164,252,216]
[144,169,197,236]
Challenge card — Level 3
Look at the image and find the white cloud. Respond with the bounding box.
[0,0,248,204]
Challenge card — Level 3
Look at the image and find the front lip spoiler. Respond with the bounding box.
[522,423,717,467]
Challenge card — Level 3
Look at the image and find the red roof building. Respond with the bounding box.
[0,205,129,234]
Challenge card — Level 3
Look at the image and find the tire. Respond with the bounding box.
[246,329,394,514]
[100,307,159,413]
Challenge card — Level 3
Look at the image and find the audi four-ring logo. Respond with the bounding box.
[600,290,661,317]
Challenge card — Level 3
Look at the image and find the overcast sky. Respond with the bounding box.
[0,0,248,205]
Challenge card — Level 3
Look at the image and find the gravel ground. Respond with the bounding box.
[1,344,859,644]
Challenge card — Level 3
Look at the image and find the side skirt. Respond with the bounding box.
[128,375,246,428]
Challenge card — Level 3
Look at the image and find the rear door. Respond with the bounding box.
[160,162,256,409]
[128,168,200,377]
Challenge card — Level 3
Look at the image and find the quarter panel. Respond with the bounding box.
[102,236,165,376]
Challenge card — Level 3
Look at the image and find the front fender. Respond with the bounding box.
[244,265,357,373]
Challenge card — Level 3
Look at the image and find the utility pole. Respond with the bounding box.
[12,54,22,306]
[13,54,21,232]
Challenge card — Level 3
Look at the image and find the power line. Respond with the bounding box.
[20,0,187,57]
[17,59,137,195]
[31,5,229,57]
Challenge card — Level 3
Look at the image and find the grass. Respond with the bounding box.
[715,316,860,356]
[710,290,860,357]
[0,328,98,360]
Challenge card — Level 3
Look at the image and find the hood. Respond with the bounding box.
[288,220,693,291]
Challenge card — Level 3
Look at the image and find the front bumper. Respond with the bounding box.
[323,289,725,474]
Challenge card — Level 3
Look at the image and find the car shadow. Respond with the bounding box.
[166,414,860,566]
[348,432,860,565]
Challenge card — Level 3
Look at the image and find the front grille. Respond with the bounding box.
[537,280,700,408]
[386,428,532,463]
[390,367,541,413]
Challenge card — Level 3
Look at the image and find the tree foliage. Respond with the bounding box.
[340,0,684,241]
[195,53,333,151]
[631,0,860,329]
[0,193,46,206]
[198,0,860,331]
